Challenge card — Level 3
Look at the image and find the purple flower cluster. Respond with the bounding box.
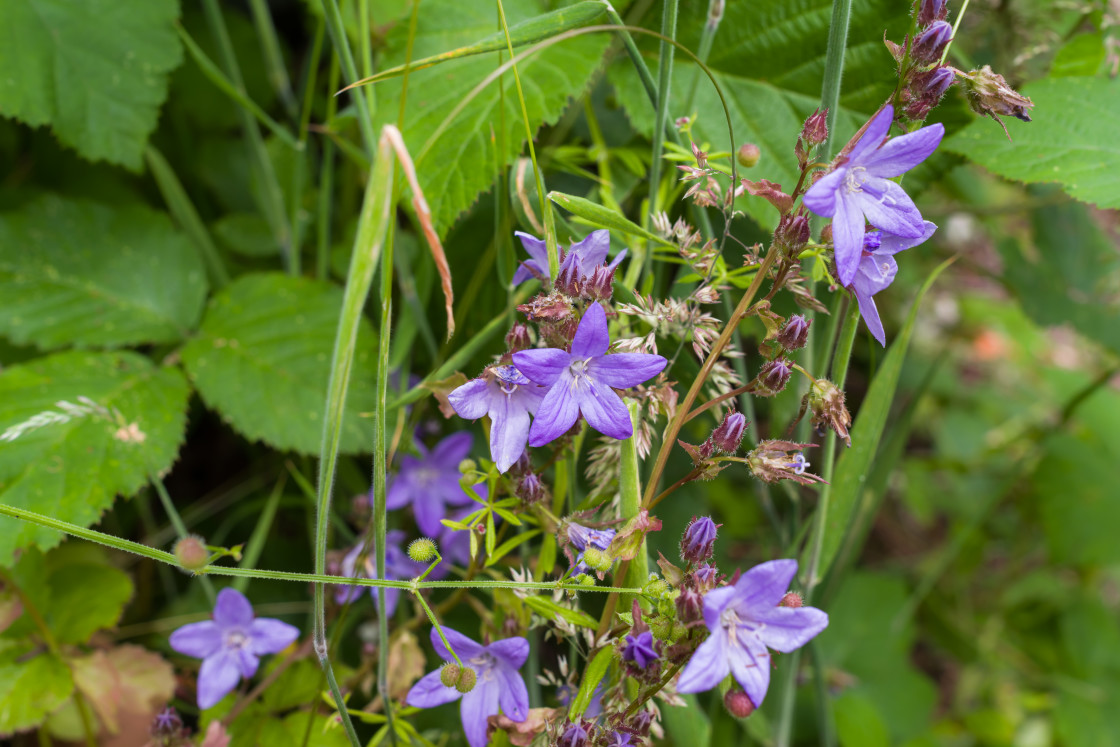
[513,229,626,285]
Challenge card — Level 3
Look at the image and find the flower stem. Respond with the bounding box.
[645,0,679,279]
[152,475,216,605]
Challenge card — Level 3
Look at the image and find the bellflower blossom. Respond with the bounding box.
[512,229,626,284]
[387,433,480,536]
[622,631,659,669]
[566,522,617,575]
[335,529,417,615]
[677,560,828,708]
[407,627,529,747]
[448,365,546,473]
[802,105,943,287]
[850,223,937,345]
[169,588,300,709]
[513,303,667,446]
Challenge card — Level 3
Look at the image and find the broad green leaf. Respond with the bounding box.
[181,273,379,455]
[0,351,190,565]
[945,77,1120,209]
[662,694,713,746]
[0,0,182,169]
[373,0,608,236]
[835,692,891,747]
[44,543,133,644]
[569,645,613,719]
[1051,32,1109,77]
[550,191,674,247]
[0,194,207,350]
[0,648,74,734]
[522,595,598,629]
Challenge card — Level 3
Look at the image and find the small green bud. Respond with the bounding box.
[173,535,209,572]
[408,538,438,563]
[455,666,477,693]
[644,578,670,598]
[458,458,477,475]
[737,143,761,168]
[670,621,689,642]
[581,548,613,573]
[657,593,676,618]
[577,573,597,588]
[440,662,462,688]
[649,616,673,641]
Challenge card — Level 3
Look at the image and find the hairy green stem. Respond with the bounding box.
[152,475,216,605]
[645,0,678,278]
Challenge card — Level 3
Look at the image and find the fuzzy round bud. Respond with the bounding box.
[757,358,792,394]
[917,0,948,26]
[775,214,811,249]
[577,573,597,587]
[173,536,209,572]
[643,577,671,598]
[780,591,804,608]
[912,20,952,64]
[800,109,829,148]
[724,689,757,718]
[455,666,477,693]
[440,662,462,688]
[710,412,747,454]
[458,458,477,475]
[777,315,811,351]
[737,143,761,168]
[581,547,613,573]
[693,563,719,591]
[680,516,719,564]
[407,538,438,563]
[920,66,955,98]
[649,616,673,641]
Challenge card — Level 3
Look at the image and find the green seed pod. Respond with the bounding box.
[173,535,209,572]
[581,548,613,573]
[456,666,477,693]
[408,538,438,563]
[440,662,462,688]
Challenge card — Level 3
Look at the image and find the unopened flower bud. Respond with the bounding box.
[150,706,184,739]
[920,66,955,98]
[912,21,952,64]
[737,143,761,168]
[558,722,590,747]
[693,563,719,592]
[455,666,477,693]
[440,662,462,688]
[780,591,804,608]
[756,358,792,394]
[724,689,756,718]
[505,323,532,353]
[516,472,548,505]
[458,458,477,475]
[808,378,852,446]
[778,315,811,351]
[577,573,596,587]
[960,65,1035,130]
[407,538,438,563]
[676,587,703,623]
[581,547,613,573]
[917,0,948,26]
[173,536,209,572]
[586,264,616,301]
[800,108,829,149]
[775,214,811,250]
[710,412,746,454]
[680,516,719,564]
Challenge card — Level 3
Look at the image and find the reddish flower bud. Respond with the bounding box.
[516,472,548,505]
[737,143,761,168]
[757,358,792,394]
[912,21,952,65]
[780,591,804,608]
[800,108,829,148]
[918,0,948,26]
[680,516,719,564]
[709,411,747,454]
[676,587,704,623]
[505,323,532,353]
[174,535,209,572]
[778,315,811,351]
[724,689,757,718]
[693,563,719,592]
[920,66,955,98]
[775,214,811,250]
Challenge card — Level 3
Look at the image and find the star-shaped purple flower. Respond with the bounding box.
[512,303,667,446]
[622,630,659,669]
[850,222,937,345]
[448,365,547,473]
[169,588,300,709]
[676,559,828,708]
[802,105,943,287]
[335,529,418,615]
[387,433,479,536]
[513,230,626,284]
[407,627,530,747]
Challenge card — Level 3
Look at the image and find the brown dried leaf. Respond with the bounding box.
[388,631,426,699]
[422,372,469,418]
[488,707,558,746]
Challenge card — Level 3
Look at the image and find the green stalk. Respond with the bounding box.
[232,475,286,594]
[645,0,679,280]
[317,55,341,280]
[152,475,216,605]
[246,0,297,116]
[317,0,378,152]
[818,0,853,159]
[682,0,724,113]
[620,401,647,611]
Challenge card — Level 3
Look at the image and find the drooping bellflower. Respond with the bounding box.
[335,529,417,615]
[512,303,667,446]
[447,365,546,473]
[407,627,530,747]
[802,106,943,287]
[386,433,479,536]
[850,223,937,345]
[676,560,828,708]
[169,588,300,709]
[512,230,626,284]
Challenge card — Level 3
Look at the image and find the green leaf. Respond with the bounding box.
[522,595,598,629]
[0,194,207,350]
[373,0,608,236]
[44,543,133,644]
[0,351,190,565]
[550,191,674,247]
[0,648,74,734]
[181,273,379,455]
[569,645,613,719]
[834,691,891,747]
[0,0,182,169]
[945,77,1120,209]
[662,694,712,746]
[485,529,541,567]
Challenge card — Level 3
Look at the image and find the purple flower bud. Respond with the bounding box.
[923,66,955,98]
[150,706,184,739]
[516,472,548,505]
[622,630,660,669]
[558,722,591,747]
[693,563,719,591]
[680,516,719,564]
[756,358,792,394]
[709,411,746,454]
[912,20,952,64]
[800,108,829,148]
[676,587,703,623]
[505,323,532,353]
[777,315,811,351]
[918,0,948,26]
[775,214,810,249]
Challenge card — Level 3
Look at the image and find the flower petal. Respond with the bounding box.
[701,586,740,632]
[753,606,830,653]
[407,669,462,708]
[448,378,493,420]
[571,230,611,270]
[728,635,772,708]
[431,627,485,662]
[527,375,580,447]
[733,559,799,611]
[847,106,893,163]
[212,588,255,628]
[512,260,546,285]
[235,648,260,679]
[460,676,501,747]
[514,231,550,274]
[386,465,415,510]
[587,353,667,389]
[431,432,473,467]
[854,253,898,297]
[412,490,446,537]
[197,650,242,709]
[169,621,223,659]
[512,349,571,386]
[487,637,530,669]
[802,167,846,218]
[852,284,887,346]
[858,178,923,238]
[878,221,937,255]
[861,122,945,177]
[577,379,633,440]
[571,303,610,358]
[490,394,531,473]
[497,665,530,722]
[248,618,300,655]
[832,192,866,287]
[676,632,730,693]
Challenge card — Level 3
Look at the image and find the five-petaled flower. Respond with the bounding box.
[622,631,659,669]
[387,433,483,536]
[676,559,828,708]
[407,627,530,747]
[512,303,667,446]
[448,365,546,473]
[169,588,300,709]
[513,230,626,285]
[335,529,418,616]
[802,105,943,287]
[850,223,937,345]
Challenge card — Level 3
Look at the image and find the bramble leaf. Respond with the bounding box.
[0,647,74,734]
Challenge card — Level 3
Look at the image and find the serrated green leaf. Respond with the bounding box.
[181,273,379,455]
[0,351,190,565]
[945,77,1120,209]
[373,0,608,236]
[0,648,74,734]
[44,543,133,644]
[570,645,613,719]
[0,195,207,350]
[522,595,598,629]
[0,0,182,169]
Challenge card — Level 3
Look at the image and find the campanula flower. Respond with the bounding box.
[850,222,937,345]
[676,560,828,708]
[448,365,547,473]
[565,522,617,575]
[407,627,530,747]
[513,230,626,284]
[386,433,479,536]
[169,588,300,709]
[802,106,943,287]
[622,631,659,669]
[680,516,719,564]
[335,529,417,615]
[513,303,667,446]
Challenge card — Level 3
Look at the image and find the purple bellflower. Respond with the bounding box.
[566,522,617,575]
[513,230,626,285]
[802,105,943,287]
[407,627,530,747]
[448,365,547,473]
[676,560,828,708]
[169,588,300,709]
[850,222,937,345]
[513,303,667,446]
[335,529,417,615]
[387,433,480,536]
[622,631,659,669]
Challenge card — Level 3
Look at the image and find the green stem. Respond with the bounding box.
[818,0,853,160]
[152,475,216,606]
[317,0,378,152]
[324,661,363,745]
[246,0,297,116]
[232,475,286,594]
[645,0,679,280]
